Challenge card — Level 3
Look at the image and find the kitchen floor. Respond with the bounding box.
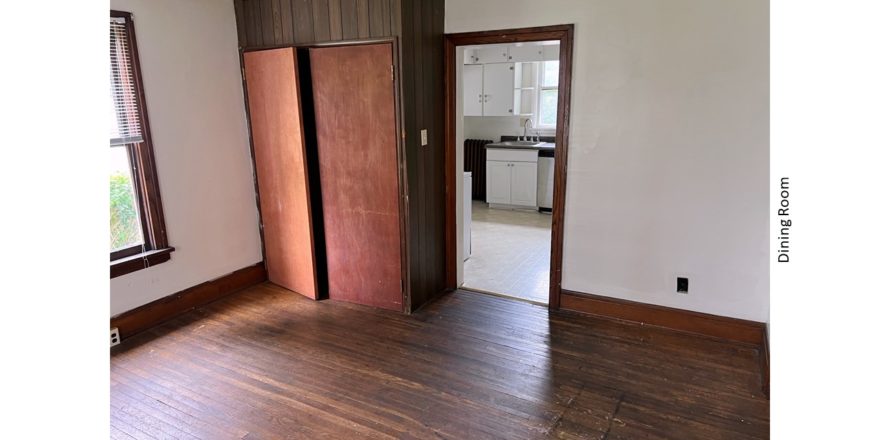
[463,201,551,303]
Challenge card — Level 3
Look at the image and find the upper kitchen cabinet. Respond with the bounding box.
[542,44,560,61]
[463,62,515,116]
[463,64,484,116]
[466,43,560,64]
[483,63,515,115]
[463,47,478,64]
[477,45,509,63]
[463,44,509,64]
[509,44,544,62]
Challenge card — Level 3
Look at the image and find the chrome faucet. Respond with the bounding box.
[521,118,541,142]
[521,118,532,141]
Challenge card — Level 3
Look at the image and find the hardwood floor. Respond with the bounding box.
[110,283,769,439]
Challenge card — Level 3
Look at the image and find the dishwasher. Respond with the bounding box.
[537,151,554,212]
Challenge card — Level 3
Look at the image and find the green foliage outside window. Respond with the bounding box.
[110,173,142,251]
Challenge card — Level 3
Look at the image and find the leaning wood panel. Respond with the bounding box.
[310,43,403,311]
[243,48,318,299]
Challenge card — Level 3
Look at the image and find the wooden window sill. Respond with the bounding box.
[110,247,174,279]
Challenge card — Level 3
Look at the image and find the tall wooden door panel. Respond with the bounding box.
[309,43,403,311]
[243,48,318,299]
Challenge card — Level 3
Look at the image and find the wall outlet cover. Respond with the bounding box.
[676,277,689,294]
[110,327,121,347]
[420,129,428,146]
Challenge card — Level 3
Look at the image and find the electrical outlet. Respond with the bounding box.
[110,327,121,347]
[420,129,428,146]
[676,277,689,294]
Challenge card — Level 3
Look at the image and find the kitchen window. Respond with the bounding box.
[110,11,172,278]
[537,60,559,129]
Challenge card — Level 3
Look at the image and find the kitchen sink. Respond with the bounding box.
[496,141,545,147]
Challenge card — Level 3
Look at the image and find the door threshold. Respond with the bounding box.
[458,286,549,307]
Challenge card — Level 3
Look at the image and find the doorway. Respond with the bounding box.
[444,25,574,308]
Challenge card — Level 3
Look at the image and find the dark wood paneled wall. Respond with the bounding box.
[233,0,397,47]
[233,0,446,311]
[398,0,445,310]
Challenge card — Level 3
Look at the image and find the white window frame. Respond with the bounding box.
[535,60,559,130]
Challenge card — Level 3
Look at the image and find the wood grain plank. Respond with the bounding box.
[309,44,403,311]
[368,0,384,37]
[327,0,342,40]
[381,0,391,36]
[271,0,283,44]
[311,0,331,41]
[292,0,315,43]
[356,0,369,38]
[279,0,294,43]
[233,0,247,47]
[245,0,260,48]
[243,49,318,300]
[389,0,399,38]
[260,0,274,45]
[339,0,358,40]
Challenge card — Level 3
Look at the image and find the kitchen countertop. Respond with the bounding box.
[485,141,556,151]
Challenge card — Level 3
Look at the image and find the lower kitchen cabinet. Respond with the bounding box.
[486,160,513,204]
[510,161,538,206]
[486,148,538,208]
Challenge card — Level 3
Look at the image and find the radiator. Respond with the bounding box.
[464,139,491,200]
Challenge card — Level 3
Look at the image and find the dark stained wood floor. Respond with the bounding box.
[110,283,769,439]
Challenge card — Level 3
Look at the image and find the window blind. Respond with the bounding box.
[110,16,144,146]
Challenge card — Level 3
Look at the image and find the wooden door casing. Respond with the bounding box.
[243,48,318,299]
[309,43,403,311]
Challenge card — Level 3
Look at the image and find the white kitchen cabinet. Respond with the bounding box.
[463,62,515,117]
[462,64,484,116]
[486,148,538,209]
[542,44,560,61]
[510,162,538,206]
[482,63,515,116]
[486,160,512,204]
[476,44,509,63]
[463,48,479,64]
[509,45,544,62]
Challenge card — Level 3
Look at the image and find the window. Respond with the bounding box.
[537,60,559,128]
[110,11,172,278]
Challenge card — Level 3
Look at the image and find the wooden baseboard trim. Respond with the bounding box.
[559,289,766,345]
[761,330,770,398]
[111,262,267,340]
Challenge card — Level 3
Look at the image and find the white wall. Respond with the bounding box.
[449,0,769,322]
[110,0,262,316]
